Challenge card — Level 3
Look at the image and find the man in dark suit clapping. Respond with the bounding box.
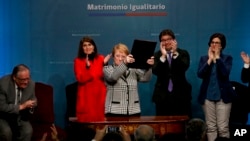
[152,29,192,117]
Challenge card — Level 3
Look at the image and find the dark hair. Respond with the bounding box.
[11,64,30,78]
[186,118,206,141]
[77,36,98,60]
[159,29,175,41]
[208,33,226,50]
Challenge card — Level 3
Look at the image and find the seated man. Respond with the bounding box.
[0,64,37,141]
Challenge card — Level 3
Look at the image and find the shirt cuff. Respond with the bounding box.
[160,56,166,62]
[173,52,179,59]
[244,63,250,68]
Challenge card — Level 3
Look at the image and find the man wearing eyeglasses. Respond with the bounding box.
[0,64,37,141]
[152,29,192,117]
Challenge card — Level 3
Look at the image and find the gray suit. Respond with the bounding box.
[104,62,152,115]
[0,74,36,141]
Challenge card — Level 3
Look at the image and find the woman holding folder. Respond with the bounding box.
[104,43,154,116]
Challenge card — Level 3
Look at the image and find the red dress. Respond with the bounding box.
[74,55,106,122]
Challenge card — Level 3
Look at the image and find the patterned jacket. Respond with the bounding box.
[104,62,152,115]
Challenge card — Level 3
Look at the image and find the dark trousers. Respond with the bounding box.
[0,118,32,141]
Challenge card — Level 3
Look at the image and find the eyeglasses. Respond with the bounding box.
[16,77,30,82]
[161,38,173,42]
[211,41,221,45]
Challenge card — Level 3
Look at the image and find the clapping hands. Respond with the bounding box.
[160,39,178,57]
[208,46,221,64]
[241,51,250,64]
[104,54,112,65]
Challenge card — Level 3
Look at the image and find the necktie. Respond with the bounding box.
[167,52,173,92]
[15,88,22,105]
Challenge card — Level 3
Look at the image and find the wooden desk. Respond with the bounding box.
[69,116,189,136]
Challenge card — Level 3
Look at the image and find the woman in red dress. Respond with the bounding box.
[74,36,110,122]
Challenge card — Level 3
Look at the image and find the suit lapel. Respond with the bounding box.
[8,80,16,103]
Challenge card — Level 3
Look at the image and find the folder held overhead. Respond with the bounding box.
[128,39,157,69]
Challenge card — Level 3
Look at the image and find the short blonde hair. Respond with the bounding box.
[112,43,130,57]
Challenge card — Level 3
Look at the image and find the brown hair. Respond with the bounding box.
[111,43,130,57]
